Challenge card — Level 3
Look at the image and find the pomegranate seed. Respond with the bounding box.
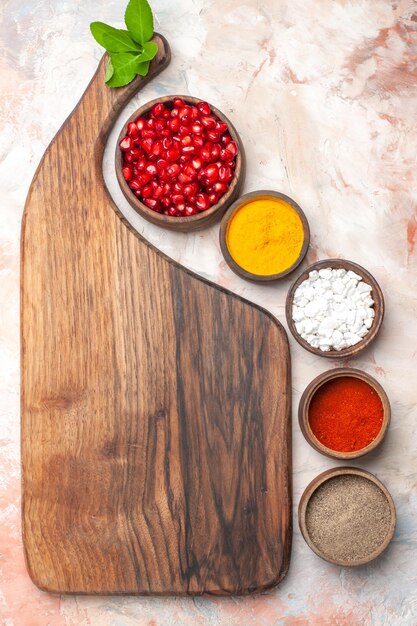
[127,122,139,138]
[183,163,197,179]
[151,102,165,118]
[166,147,180,162]
[201,116,216,129]
[162,183,172,195]
[161,197,171,209]
[131,148,143,160]
[181,135,192,147]
[185,205,199,216]
[179,155,189,164]
[151,140,163,158]
[206,130,220,142]
[141,138,153,153]
[190,107,199,120]
[173,181,184,193]
[142,129,156,140]
[163,109,171,119]
[141,184,153,198]
[178,125,189,136]
[193,136,204,148]
[173,97,185,108]
[162,137,172,150]
[205,164,219,182]
[122,166,132,181]
[184,183,198,198]
[136,173,152,187]
[170,108,179,118]
[166,163,181,177]
[220,147,234,162]
[191,157,203,170]
[208,192,219,205]
[182,145,196,156]
[160,129,171,137]
[135,117,146,130]
[153,185,164,200]
[154,120,166,134]
[169,118,180,132]
[119,136,133,151]
[124,152,135,163]
[169,206,179,216]
[200,146,211,162]
[143,197,160,211]
[217,121,228,134]
[136,158,147,170]
[219,165,233,182]
[156,158,168,170]
[225,141,238,157]
[178,172,192,184]
[146,163,157,177]
[172,194,185,206]
[212,181,227,195]
[146,118,155,129]
[179,106,192,119]
[221,133,232,145]
[129,180,141,191]
[197,101,211,116]
[210,143,221,160]
[196,193,209,211]
[191,122,203,135]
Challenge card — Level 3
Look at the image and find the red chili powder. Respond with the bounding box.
[308,376,384,452]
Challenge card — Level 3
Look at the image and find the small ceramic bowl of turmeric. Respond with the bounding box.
[219,190,310,282]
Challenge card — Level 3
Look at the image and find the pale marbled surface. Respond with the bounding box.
[1,0,417,624]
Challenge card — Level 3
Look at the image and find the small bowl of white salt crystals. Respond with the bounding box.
[285,259,384,358]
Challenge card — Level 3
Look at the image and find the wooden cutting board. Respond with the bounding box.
[21,35,292,595]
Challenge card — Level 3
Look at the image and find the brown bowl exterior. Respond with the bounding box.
[298,367,391,460]
[298,467,396,567]
[219,191,310,283]
[285,259,384,358]
[116,95,245,232]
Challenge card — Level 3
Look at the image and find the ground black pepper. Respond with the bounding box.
[306,474,392,563]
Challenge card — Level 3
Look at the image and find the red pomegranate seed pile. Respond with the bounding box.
[119,98,238,217]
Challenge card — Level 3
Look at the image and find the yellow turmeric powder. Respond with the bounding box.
[226,196,305,276]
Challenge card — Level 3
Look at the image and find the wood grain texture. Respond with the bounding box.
[21,34,292,595]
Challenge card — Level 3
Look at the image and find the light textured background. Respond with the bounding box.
[1,0,417,624]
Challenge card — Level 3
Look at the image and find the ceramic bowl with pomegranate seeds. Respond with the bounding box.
[116,96,245,232]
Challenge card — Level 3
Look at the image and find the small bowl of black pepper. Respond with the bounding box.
[298,466,396,567]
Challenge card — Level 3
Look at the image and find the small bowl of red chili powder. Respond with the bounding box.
[299,368,390,459]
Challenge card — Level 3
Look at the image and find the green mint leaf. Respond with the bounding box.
[135,61,150,76]
[106,52,148,87]
[105,58,114,82]
[124,0,154,45]
[90,22,142,53]
[137,40,157,62]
